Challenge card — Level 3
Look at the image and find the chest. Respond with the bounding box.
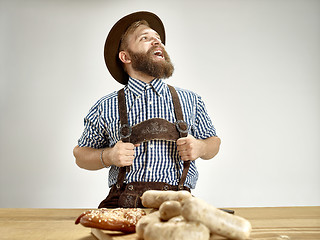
[105,88,197,145]
[127,89,176,124]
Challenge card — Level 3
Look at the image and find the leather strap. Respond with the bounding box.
[118,88,130,143]
[168,85,188,138]
[116,85,190,190]
[168,85,190,189]
[117,88,130,189]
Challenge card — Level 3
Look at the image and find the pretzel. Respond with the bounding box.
[75,208,146,233]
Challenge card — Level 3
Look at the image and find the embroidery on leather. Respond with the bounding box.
[141,122,168,135]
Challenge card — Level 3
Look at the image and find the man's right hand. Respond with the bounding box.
[73,142,140,170]
[106,141,139,167]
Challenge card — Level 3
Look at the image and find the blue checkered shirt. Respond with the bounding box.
[78,77,217,189]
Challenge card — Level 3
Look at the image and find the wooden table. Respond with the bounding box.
[0,207,319,239]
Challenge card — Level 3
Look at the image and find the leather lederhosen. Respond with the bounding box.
[98,85,190,208]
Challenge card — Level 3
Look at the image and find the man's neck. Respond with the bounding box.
[127,70,155,84]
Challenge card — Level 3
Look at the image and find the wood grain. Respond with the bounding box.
[0,207,319,239]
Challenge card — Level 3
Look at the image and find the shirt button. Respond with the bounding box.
[149,101,152,105]
[147,168,152,172]
[150,144,154,148]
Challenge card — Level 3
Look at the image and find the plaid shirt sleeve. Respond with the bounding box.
[78,103,109,149]
[191,94,217,139]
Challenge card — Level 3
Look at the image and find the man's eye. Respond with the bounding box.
[140,36,147,41]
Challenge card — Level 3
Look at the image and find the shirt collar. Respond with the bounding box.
[127,76,166,96]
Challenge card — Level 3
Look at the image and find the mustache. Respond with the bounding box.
[147,46,167,57]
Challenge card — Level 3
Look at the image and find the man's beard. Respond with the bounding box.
[127,46,174,79]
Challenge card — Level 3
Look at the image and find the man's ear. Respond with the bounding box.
[119,51,131,64]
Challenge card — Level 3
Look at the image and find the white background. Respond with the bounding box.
[1,0,319,208]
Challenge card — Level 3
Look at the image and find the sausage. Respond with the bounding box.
[168,215,185,223]
[182,197,252,240]
[143,221,210,240]
[141,190,192,208]
[136,211,161,239]
[159,200,182,221]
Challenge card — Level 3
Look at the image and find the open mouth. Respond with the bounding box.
[153,49,164,59]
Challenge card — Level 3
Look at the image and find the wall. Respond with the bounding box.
[1,0,319,208]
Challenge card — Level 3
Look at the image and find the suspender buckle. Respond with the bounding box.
[119,124,132,139]
[175,120,188,134]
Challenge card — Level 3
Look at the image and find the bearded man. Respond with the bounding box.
[73,11,221,208]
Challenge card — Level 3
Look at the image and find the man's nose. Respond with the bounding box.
[151,37,161,45]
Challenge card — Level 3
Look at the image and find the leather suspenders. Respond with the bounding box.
[116,85,190,190]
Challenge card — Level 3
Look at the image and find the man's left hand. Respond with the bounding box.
[176,135,204,161]
[177,135,221,161]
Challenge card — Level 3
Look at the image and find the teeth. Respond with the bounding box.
[154,50,163,58]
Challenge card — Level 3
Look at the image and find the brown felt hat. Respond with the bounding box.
[104,11,166,85]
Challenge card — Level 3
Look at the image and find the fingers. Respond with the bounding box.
[176,136,199,161]
[112,141,138,167]
[177,139,191,161]
[118,142,136,166]
[177,146,194,161]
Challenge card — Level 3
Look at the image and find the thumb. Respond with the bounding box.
[176,137,187,145]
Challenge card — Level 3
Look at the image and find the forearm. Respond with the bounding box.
[73,141,136,170]
[198,136,221,160]
[73,145,112,170]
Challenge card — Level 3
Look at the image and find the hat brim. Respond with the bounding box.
[104,11,166,85]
